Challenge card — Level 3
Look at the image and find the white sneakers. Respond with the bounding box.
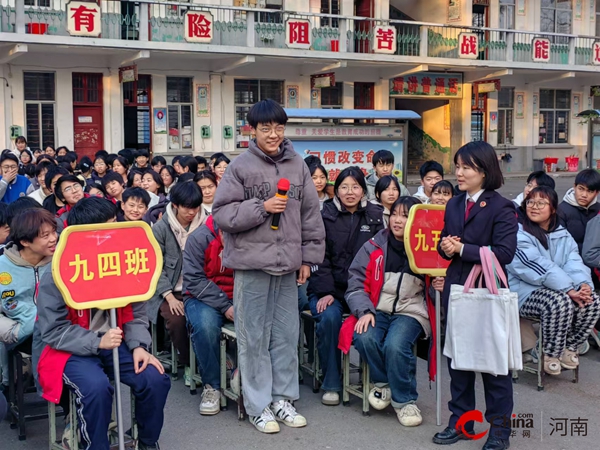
[321,391,340,406]
[199,385,221,415]
[250,401,307,433]
[368,385,392,410]
[250,407,280,434]
[395,404,423,427]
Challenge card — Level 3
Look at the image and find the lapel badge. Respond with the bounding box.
[480,201,486,208]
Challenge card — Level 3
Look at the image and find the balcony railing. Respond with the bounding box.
[1,0,599,68]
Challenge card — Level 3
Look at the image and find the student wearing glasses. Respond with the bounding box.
[0,153,32,203]
[54,175,86,231]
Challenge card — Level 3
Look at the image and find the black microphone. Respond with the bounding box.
[271,178,290,230]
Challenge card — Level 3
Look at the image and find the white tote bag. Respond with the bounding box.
[443,247,522,375]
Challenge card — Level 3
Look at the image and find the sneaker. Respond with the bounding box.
[321,391,340,406]
[368,385,391,410]
[199,385,221,416]
[395,404,423,427]
[522,346,539,364]
[271,400,307,428]
[61,420,79,450]
[184,366,191,387]
[560,349,579,370]
[250,407,280,434]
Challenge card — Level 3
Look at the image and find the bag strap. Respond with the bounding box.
[463,264,483,293]
[488,247,509,288]
[479,246,499,295]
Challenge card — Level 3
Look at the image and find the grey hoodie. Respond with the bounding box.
[212,138,325,272]
[365,172,410,201]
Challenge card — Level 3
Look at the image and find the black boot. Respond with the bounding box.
[432,426,470,445]
[482,436,510,450]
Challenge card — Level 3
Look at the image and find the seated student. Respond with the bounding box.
[42,167,69,217]
[309,163,330,210]
[61,152,78,174]
[342,196,434,427]
[142,171,166,208]
[86,183,107,198]
[195,156,207,172]
[148,181,206,386]
[373,175,401,226]
[208,152,224,172]
[194,170,217,216]
[172,156,184,175]
[151,155,167,173]
[429,180,454,206]
[77,156,93,184]
[213,155,230,183]
[56,146,70,158]
[111,156,130,185]
[28,160,55,205]
[102,171,126,202]
[119,187,150,222]
[0,153,32,203]
[413,161,443,204]
[135,149,151,173]
[507,186,600,375]
[90,155,110,186]
[54,175,86,230]
[365,150,409,201]
[183,214,234,416]
[308,167,384,406]
[36,197,170,450]
[180,156,199,174]
[513,171,556,222]
[127,169,144,189]
[160,166,177,195]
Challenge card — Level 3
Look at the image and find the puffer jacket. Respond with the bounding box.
[308,197,384,301]
[212,138,325,272]
[507,224,592,308]
[557,188,600,252]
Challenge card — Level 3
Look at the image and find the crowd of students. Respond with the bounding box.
[1,99,600,450]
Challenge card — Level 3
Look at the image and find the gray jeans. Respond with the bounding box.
[233,270,299,416]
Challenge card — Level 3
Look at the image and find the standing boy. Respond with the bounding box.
[365,149,410,201]
[213,99,325,433]
[413,161,443,204]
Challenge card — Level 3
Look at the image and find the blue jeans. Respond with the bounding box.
[298,283,309,312]
[185,298,224,389]
[308,294,344,392]
[353,312,423,408]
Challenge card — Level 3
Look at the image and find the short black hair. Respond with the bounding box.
[522,186,560,250]
[214,155,230,168]
[62,152,78,164]
[454,141,504,191]
[35,154,56,165]
[304,155,322,167]
[0,153,18,165]
[54,175,84,202]
[334,166,367,196]
[309,164,328,180]
[122,187,150,207]
[142,170,165,195]
[45,166,69,193]
[127,169,143,188]
[106,154,118,167]
[86,183,107,197]
[151,156,167,166]
[112,156,130,172]
[210,152,225,161]
[172,155,183,166]
[118,148,135,166]
[195,156,208,166]
[170,180,202,208]
[575,169,600,192]
[372,150,394,167]
[193,170,217,186]
[56,146,70,154]
[0,203,8,227]
[246,99,288,128]
[432,180,455,196]
[180,156,198,174]
[160,165,177,183]
[101,171,125,188]
[135,149,150,158]
[177,172,195,183]
[67,197,118,226]
[390,196,422,220]
[6,197,43,227]
[35,160,54,178]
[374,175,401,202]
[10,209,57,251]
[95,150,109,159]
[526,171,556,190]
[78,156,93,173]
[93,154,108,166]
[58,161,74,174]
[15,136,27,145]
[419,161,444,180]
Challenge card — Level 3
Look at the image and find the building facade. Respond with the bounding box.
[1,0,600,174]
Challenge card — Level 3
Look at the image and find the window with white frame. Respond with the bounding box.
[539,89,570,144]
[499,0,515,30]
[167,77,193,150]
[540,0,572,36]
[24,72,55,149]
[497,87,514,145]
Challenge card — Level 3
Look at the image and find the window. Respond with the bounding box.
[72,73,102,105]
[499,0,515,30]
[540,0,572,38]
[498,87,514,145]
[256,0,283,24]
[321,82,343,108]
[320,0,340,27]
[167,77,193,150]
[24,72,55,149]
[24,0,51,6]
[234,79,284,149]
[539,89,570,144]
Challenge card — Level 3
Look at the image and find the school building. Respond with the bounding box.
[1,0,600,175]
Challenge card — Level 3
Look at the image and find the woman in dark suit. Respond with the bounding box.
[433,142,518,450]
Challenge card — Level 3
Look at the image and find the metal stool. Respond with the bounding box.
[151,321,178,380]
[298,310,321,393]
[342,350,371,416]
[220,323,245,420]
[189,336,202,395]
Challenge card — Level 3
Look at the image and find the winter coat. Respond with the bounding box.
[413,186,430,204]
[308,197,384,301]
[0,175,31,203]
[507,224,592,308]
[183,215,234,314]
[365,172,410,202]
[557,188,600,253]
[212,138,325,273]
[143,197,170,226]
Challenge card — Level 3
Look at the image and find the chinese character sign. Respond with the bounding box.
[184,11,213,43]
[67,1,101,37]
[404,205,450,277]
[52,222,163,310]
[532,37,550,62]
[390,73,463,99]
[458,33,479,59]
[286,19,312,49]
[372,26,397,54]
[592,41,600,65]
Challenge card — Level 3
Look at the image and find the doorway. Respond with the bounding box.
[354,0,374,53]
[123,75,152,154]
[72,73,104,160]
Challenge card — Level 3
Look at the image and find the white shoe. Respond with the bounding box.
[321,391,340,406]
[250,407,280,434]
[368,385,391,410]
[271,400,307,428]
[199,385,220,416]
[395,404,423,427]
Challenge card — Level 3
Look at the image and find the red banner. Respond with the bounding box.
[404,205,450,277]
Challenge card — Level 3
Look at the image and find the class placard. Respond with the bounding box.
[52,221,162,310]
[404,204,450,277]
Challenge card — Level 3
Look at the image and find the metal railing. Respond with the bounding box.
[1,0,599,67]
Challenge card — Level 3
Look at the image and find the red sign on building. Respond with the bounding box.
[67,1,101,37]
[458,32,479,59]
[532,37,551,63]
[52,222,163,310]
[286,19,312,49]
[404,205,450,277]
[592,41,600,66]
[184,11,214,43]
[372,26,397,54]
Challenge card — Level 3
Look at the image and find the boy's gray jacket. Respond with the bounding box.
[212,138,325,272]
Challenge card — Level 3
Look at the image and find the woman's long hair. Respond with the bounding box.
[521,186,559,249]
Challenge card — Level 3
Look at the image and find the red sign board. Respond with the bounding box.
[404,205,450,276]
[52,222,163,310]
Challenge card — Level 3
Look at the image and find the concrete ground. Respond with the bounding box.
[4,173,596,450]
